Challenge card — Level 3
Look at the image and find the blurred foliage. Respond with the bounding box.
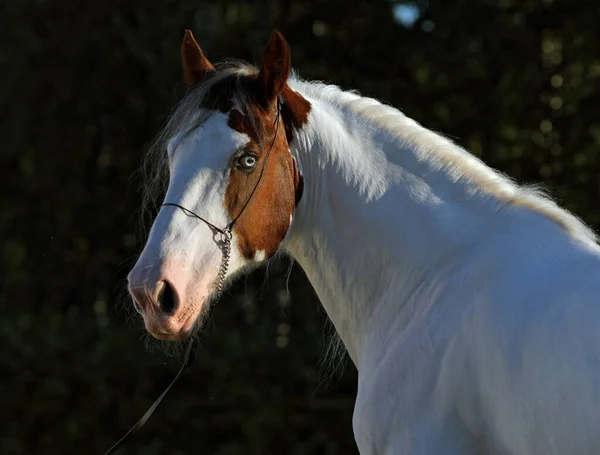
[2,0,600,453]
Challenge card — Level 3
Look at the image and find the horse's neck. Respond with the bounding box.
[283,83,507,366]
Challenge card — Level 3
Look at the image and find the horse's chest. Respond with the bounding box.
[351,315,467,454]
[352,349,444,454]
[352,385,394,455]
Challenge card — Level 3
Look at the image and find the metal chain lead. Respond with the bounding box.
[215,229,232,298]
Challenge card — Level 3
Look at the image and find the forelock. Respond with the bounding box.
[156,60,259,152]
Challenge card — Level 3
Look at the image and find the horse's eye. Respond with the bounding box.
[237,154,257,170]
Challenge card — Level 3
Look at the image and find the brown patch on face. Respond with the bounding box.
[192,75,310,260]
[188,30,311,260]
[224,102,302,260]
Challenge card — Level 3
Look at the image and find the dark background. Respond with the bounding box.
[2,0,600,454]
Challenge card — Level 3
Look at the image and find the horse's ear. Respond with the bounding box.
[181,29,215,89]
[256,30,291,108]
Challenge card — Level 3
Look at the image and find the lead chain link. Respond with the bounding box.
[215,229,232,298]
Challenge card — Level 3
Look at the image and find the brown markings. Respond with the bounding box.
[281,85,311,144]
[183,29,311,259]
[181,30,215,89]
[280,86,311,206]
[223,31,311,260]
[225,106,297,260]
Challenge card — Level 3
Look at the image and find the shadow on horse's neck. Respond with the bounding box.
[282,82,520,367]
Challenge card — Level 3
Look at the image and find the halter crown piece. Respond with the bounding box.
[105,99,283,455]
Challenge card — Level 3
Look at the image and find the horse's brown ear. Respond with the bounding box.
[256,30,291,108]
[181,29,215,89]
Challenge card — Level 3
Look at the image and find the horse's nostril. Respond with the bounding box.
[156,281,176,314]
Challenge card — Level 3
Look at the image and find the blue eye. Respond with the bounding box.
[238,155,257,169]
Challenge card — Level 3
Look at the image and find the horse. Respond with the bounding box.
[127,30,600,455]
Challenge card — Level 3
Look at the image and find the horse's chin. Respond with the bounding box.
[143,297,206,341]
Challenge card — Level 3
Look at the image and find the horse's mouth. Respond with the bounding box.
[143,299,204,341]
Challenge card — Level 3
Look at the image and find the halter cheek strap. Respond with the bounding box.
[103,341,196,455]
[105,98,283,455]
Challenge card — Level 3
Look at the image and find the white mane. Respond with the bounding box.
[288,75,598,246]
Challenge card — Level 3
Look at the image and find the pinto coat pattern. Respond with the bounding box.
[128,30,600,455]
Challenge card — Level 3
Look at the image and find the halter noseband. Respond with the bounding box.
[105,98,283,455]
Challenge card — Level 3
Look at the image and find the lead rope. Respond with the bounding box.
[103,339,197,455]
[104,231,231,455]
[104,99,281,454]
[104,233,229,455]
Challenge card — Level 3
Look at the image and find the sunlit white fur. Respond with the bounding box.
[279,76,600,455]
[253,250,266,262]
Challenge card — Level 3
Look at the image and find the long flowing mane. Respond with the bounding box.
[140,60,597,246]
